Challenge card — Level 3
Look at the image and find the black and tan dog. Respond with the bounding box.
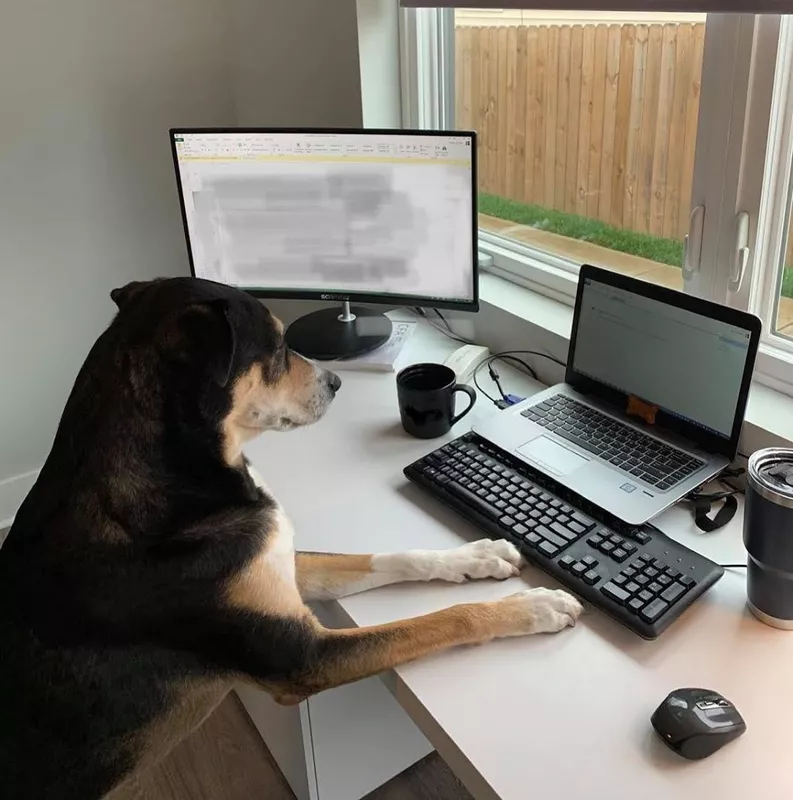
[0,278,582,799]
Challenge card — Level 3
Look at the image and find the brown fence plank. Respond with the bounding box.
[575,25,595,217]
[599,24,621,225]
[555,24,572,212]
[664,22,692,240]
[611,24,635,229]
[588,25,609,219]
[514,26,527,203]
[533,25,549,204]
[637,24,663,235]
[650,24,677,237]
[505,25,518,199]
[566,25,584,214]
[624,24,648,231]
[524,26,539,204]
[497,25,509,197]
[680,22,706,236]
[544,26,560,209]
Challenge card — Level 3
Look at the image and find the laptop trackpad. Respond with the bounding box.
[517,436,588,476]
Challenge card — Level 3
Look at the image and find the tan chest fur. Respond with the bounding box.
[225,466,305,618]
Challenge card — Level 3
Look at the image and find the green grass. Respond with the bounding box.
[480,193,684,266]
[480,192,793,299]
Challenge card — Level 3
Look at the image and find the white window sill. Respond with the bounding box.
[478,273,793,456]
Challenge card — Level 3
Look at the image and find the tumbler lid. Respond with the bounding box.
[748,448,793,508]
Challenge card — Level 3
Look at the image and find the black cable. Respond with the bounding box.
[412,307,474,345]
[492,354,538,381]
[473,368,498,403]
[720,564,747,570]
[489,349,567,368]
[488,363,509,402]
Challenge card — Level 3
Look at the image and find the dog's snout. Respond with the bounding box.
[326,371,342,395]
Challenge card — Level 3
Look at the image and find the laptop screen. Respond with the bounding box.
[571,274,754,440]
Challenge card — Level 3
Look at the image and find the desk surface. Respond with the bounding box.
[245,315,793,800]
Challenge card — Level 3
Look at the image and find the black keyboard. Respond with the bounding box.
[522,394,706,490]
[404,433,723,639]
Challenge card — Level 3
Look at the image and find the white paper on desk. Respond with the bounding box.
[322,321,416,373]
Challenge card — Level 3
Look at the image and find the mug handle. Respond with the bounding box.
[450,384,477,427]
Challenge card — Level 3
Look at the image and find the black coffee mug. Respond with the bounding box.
[397,363,477,439]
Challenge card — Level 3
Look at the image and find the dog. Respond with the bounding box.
[0,277,583,799]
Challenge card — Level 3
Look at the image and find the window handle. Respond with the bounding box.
[682,205,705,279]
[729,212,751,293]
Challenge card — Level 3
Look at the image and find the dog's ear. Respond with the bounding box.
[162,299,237,388]
[111,281,150,309]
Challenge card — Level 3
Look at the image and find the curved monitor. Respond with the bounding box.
[170,128,479,312]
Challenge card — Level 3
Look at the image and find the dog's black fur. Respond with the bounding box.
[0,278,339,799]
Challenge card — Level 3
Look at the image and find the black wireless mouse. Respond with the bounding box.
[651,688,746,760]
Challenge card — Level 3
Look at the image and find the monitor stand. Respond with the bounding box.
[285,302,393,361]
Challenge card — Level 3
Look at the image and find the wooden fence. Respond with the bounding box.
[455,22,706,242]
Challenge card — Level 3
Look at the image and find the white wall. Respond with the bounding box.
[0,0,378,525]
[0,0,236,524]
[230,0,364,127]
[357,0,402,128]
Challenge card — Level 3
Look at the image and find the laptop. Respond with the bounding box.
[473,264,761,526]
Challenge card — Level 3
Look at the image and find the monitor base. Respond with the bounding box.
[285,304,393,361]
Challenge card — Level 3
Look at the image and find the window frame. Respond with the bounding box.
[401,6,793,395]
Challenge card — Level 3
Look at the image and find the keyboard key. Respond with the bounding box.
[538,541,560,557]
[601,541,615,554]
[640,599,670,623]
[601,582,631,605]
[645,567,659,579]
[657,574,673,587]
[612,548,628,562]
[550,521,579,543]
[634,531,651,544]
[608,534,623,546]
[624,581,640,595]
[661,583,687,604]
[636,574,650,587]
[583,570,599,585]
[638,590,654,603]
[525,532,541,547]
[583,556,598,567]
[559,555,576,570]
[628,598,644,614]
[681,575,697,588]
[614,574,628,586]
[535,526,569,550]
[571,512,595,531]
[588,534,603,546]
[622,543,638,555]
[623,567,637,578]
[648,582,663,595]
[444,481,500,519]
[513,523,528,537]
[495,500,507,510]
[571,562,588,577]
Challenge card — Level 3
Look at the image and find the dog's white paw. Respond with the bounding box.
[427,538,524,583]
[494,587,584,637]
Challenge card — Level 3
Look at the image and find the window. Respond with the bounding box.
[401,7,793,396]
[456,9,705,295]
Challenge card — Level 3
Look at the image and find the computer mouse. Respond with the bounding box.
[651,688,746,760]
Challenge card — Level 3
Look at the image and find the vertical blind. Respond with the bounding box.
[400,1,793,11]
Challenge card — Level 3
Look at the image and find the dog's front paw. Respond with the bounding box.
[430,538,524,583]
[492,587,583,637]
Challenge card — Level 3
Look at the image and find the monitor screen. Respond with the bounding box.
[170,129,477,307]
[571,275,754,439]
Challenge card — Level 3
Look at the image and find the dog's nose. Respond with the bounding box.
[327,371,342,395]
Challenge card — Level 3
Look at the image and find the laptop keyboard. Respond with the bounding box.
[521,394,706,491]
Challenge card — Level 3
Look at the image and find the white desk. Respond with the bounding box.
[238,315,793,800]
